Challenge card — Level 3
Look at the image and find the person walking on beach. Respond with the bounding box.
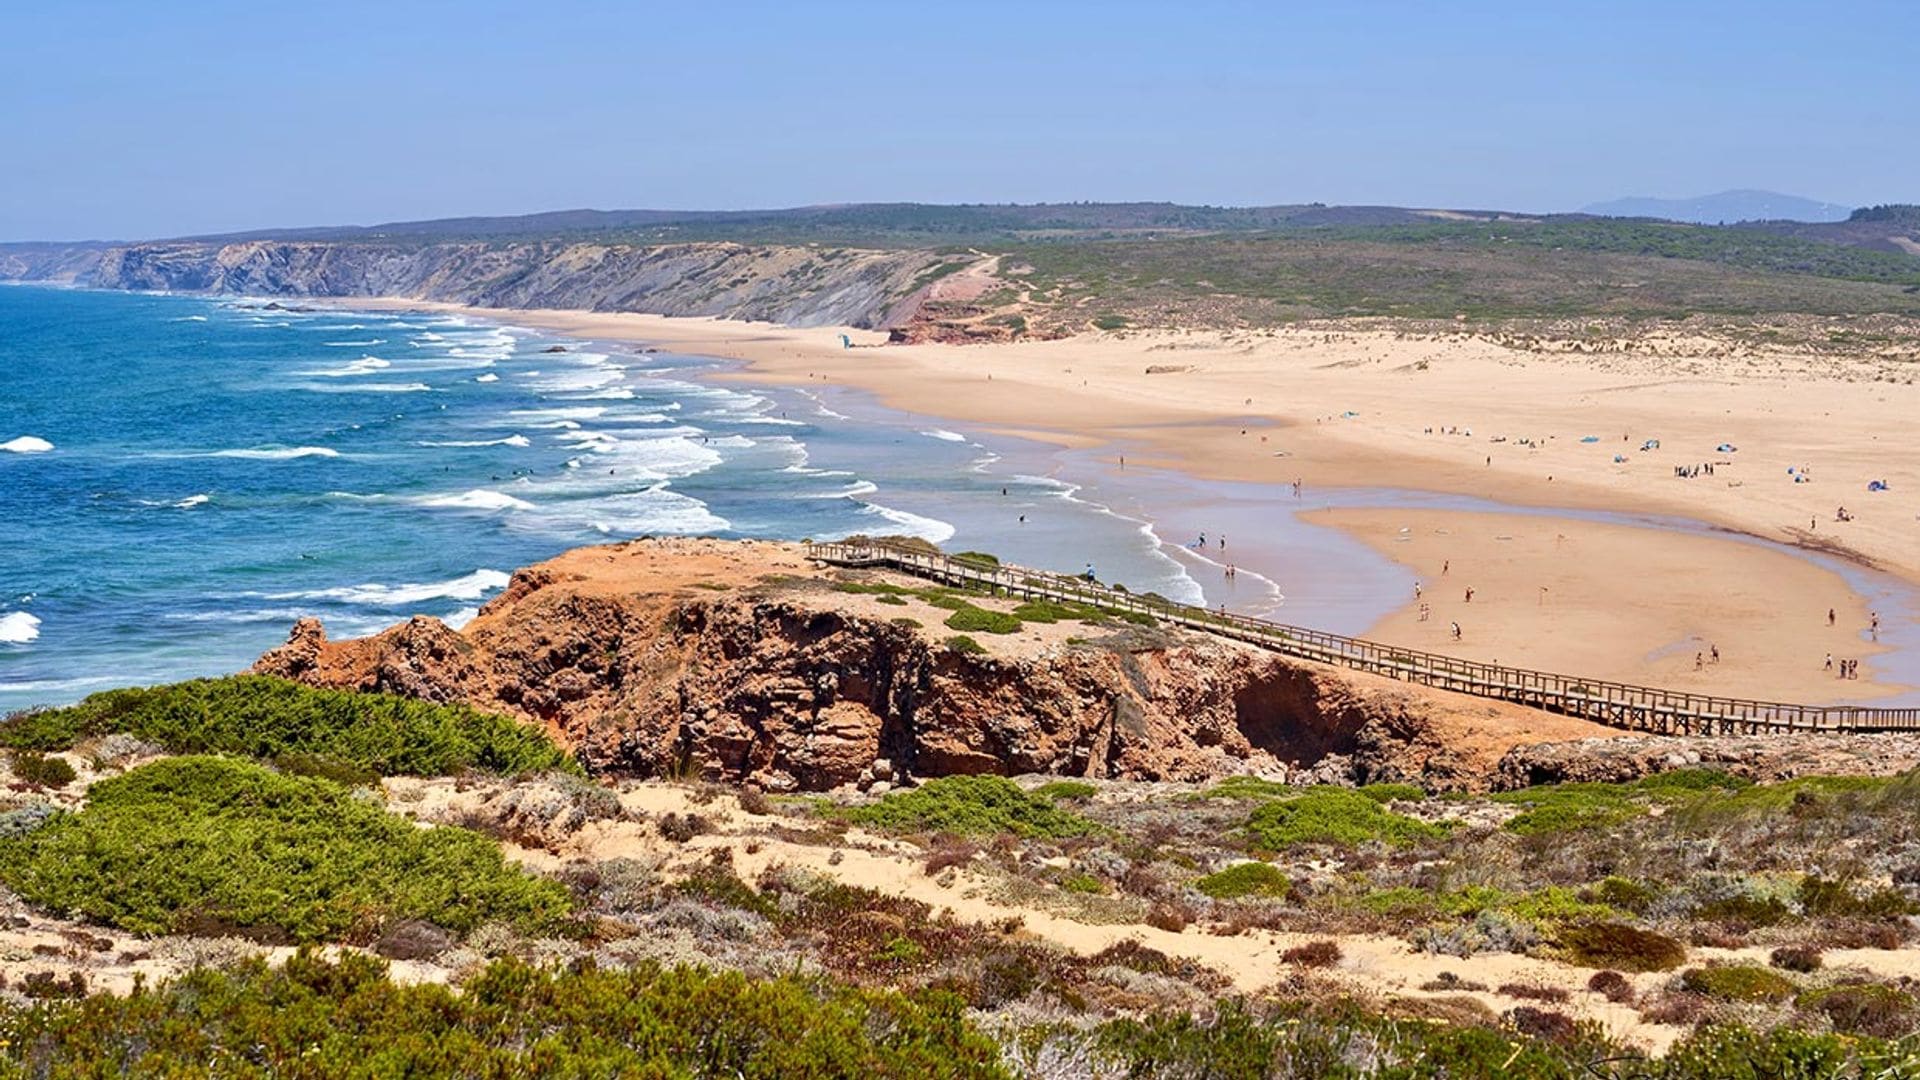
[1710,644,1719,664]
[1450,621,1461,641]
[1695,652,1705,671]
[1825,652,1834,672]
[1829,608,1837,627]
[1442,560,1450,576]
[1872,612,1880,641]
[1414,582,1423,600]
[1464,586,1474,603]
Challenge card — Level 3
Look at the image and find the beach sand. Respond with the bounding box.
[346,299,1918,699]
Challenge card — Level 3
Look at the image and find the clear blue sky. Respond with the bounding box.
[4,0,1914,240]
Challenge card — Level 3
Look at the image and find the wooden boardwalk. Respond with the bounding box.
[807,539,1920,737]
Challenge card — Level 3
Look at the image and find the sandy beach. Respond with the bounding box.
[347,298,1918,701]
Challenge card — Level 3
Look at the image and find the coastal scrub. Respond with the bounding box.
[0,756,572,941]
[0,675,573,777]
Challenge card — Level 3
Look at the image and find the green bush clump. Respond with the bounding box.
[1557,921,1687,972]
[1357,782,1425,804]
[9,751,76,788]
[1494,770,1750,835]
[844,776,1096,838]
[1009,600,1084,623]
[1798,874,1919,918]
[943,634,987,655]
[0,950,1008,1077]
[943,605,1023,634]
[0,756,572,942]
[950,551,1001,567]
[1797,983,1918,1037]
[1194,862,1291,900]
[1032,780,1097,802]
[1244,788,1445,848]
[1588,876,1659,913]
[0,676,573,777]
[1680,964,1796,1003]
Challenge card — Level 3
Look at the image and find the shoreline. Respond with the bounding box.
[337,297,1918,702]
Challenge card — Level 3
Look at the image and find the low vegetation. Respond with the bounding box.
[1194,861,1290,900]
[1244,787,1447,848]
[0,756,572,942]
[843,775,1096,838]
[0,951,1007,1078]
[0,676,573,777]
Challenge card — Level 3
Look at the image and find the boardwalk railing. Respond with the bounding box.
[806,539,1920,737]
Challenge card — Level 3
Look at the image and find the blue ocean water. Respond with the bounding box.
[0,286,1215,713]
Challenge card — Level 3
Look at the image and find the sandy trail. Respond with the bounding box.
[341,299,1920,699]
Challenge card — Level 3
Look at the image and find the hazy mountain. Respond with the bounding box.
[1581,189,1852,224]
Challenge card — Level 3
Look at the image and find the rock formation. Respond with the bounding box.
[256,539,1618,792]
[2,241,954,330]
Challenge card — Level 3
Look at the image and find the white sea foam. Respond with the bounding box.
[323,339,386,347]
[920,429,968,442]
[418,435,531,448]
[854,502,956,544]
[265,568,511,606]
[578,486,730,537]
[172,314,209,322]
[475,373,500,383]
[165,607,314,625]
[413,489,534,512]
[294,381,430,393]
[807,479,878,499]
[297,356,391,377]
[0,612,41,644]
[211,446,340,460]
[174,494,210,509]
[2,436,54,454]
[573,388,636,399]
[444,606,481,629]
[511,407,606,421]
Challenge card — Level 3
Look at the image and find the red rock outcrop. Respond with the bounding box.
[255,539,1617,791]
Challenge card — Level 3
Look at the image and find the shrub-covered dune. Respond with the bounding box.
[0,756,572,942]
[0,676,572,777]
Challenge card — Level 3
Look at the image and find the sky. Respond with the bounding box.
[3,0,1915,240]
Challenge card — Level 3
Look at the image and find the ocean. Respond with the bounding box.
[0,286,1230,714]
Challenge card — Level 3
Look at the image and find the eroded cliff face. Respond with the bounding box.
[7,241,951,329]
[253,540,1614,792]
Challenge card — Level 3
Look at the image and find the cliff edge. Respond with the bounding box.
[255,538,1618,791]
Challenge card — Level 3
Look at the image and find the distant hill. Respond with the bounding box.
[1581,190,1852,225]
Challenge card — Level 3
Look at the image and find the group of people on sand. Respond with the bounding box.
[1674,462,1716,479]
[1827,654,1862,680]
[1694,644,1720,670]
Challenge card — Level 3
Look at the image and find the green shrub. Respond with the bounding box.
[943,605,1023,634]
[1244,789,1445,848]
[943,634,987,655]
[1797,983,1918,1037]
[1798,874,1919,918]
[1010,600,1098,624]
[0,951,1009,1077]
[1589,876,1658,914]
[0,756,572,942]
[1032,780,1096,802]
[1557,921,1686,972]
[1194,862,1291,900]
[950,551,1000,567]
[1680,964,1796,1003]
[9,751,76,788]
[1357,782,1425,804]
[844,776,1096,838]
[1060,872,1106,895]
[0,676,573,777]
[877,594,909,606]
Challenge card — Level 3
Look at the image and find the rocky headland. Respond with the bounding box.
[253,538,1628,792]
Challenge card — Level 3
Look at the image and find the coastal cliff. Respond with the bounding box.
[253,538,1616,791]
[2,240,952,328]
